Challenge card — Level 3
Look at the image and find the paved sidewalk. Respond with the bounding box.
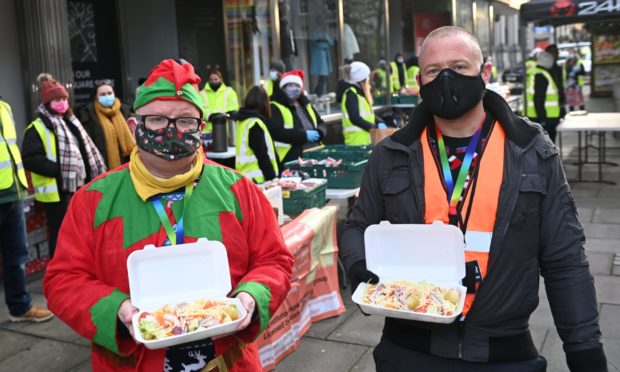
[0,98,619,372]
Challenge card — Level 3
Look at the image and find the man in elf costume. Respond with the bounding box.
[43,59,294,371]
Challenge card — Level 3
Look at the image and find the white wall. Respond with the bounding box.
[0,0,28,141]
[118,0,179,100]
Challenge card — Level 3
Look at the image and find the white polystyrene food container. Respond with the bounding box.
[352,221,467,324]
[127,238,246,349]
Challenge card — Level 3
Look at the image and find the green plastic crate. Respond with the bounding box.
[284,159,368,189]
[304,145,372,162]
[282,179,328,215]
[396,94,419,105]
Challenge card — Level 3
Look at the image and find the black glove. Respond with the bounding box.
[348,260,379,296]
[566,347,607,372]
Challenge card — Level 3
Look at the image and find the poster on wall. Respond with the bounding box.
[593,34,620,94]
[68,0,124,107]
[413,13,450,55]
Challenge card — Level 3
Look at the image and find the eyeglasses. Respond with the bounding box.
[137,115,202,133]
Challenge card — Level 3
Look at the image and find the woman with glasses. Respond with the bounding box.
[21,73,106,257]
[232,86,279,183]
[78,80,135,169]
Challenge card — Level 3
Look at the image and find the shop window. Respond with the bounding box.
[278,0,340,114]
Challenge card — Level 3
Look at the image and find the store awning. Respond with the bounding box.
[520,0,620,25]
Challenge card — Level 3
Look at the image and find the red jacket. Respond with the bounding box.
[43,158,294,371]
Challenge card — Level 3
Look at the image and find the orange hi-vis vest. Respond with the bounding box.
[421,121,505,317]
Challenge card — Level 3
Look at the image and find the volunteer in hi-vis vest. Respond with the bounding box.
[267,69,326,166]
[525,51,560,143]
[341,26,606,371]
[405,56,420,93]
[0,99,54,323]
[21,73,106,258]
[389,52,407,93]
[199,67,239,133]
[234,86,279,183]
[370,58,389,97]
[339,61,387,146]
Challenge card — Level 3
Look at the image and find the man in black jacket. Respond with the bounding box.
[341,26,606,372]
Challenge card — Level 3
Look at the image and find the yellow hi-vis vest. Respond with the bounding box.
[0,100,28,190]
[389,62,402,92]
[525,67,560,119]
[200,83,239,133]
[235,117,279,183]
[406,65,420,91]
[271,101,318,161]
[341,87,373,146]
[26,118,60,202]
[372,68,388,96]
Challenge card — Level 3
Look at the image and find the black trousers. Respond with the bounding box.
[373,337,547,372]
[42,192,71,258]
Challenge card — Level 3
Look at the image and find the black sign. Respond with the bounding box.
[68,0,123,107]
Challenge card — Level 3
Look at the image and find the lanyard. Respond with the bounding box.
[151,183,194,245]
[435,117,484,220]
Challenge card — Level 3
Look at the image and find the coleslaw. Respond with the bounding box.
[138,299,240,340]
[362,280,460,316]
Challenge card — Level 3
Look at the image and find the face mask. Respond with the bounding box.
[270,71,280,81]
[98,95,115,107]
[209,82,222,91]
[419,68,486,120]
[397,57,404,64]
[284,86,302,100]
[134,124,202,160]
[50,100,69,115]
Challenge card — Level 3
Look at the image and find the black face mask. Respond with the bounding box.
[419,68,486,120]
[209,82,222,91]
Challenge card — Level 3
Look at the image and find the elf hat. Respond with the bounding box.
[38,73,69,104]
[279,69,304,89]
[133,59,203,116]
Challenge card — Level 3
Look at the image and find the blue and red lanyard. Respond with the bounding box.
[151,183,194,245]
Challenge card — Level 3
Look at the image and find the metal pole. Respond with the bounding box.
[384,0,391,106]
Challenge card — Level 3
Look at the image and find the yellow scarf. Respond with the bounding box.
[129,147,204,201]
[94,99,136,169]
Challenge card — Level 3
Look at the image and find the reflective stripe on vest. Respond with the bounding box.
[525,67,560,119]
[389,62,401,92]
[0,101,28,190]
[235,117,279,183]
[27,118,60,202]
[271,101,318,161]
[341,88,373,146]
[422,122,506,317]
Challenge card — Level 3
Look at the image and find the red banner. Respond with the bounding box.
[257,206,344,370]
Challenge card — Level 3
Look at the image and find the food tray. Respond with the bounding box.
[282,178,328,215]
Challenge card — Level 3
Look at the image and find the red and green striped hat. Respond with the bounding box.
[133,59,203,116]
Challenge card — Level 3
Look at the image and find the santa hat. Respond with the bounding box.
[133,59,204,116]
[279,70,304,89]
[37,73,68,104]
[347,62,371,83]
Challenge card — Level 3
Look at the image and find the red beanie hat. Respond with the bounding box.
[38,73,69,104]
[279,69,304,89]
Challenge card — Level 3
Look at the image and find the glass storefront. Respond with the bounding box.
[474,0,491,58]
[278,0,340,112]
[224,0,277,102]
[455,0,474,33]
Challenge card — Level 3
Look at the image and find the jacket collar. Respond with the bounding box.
[390,90,538,150]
